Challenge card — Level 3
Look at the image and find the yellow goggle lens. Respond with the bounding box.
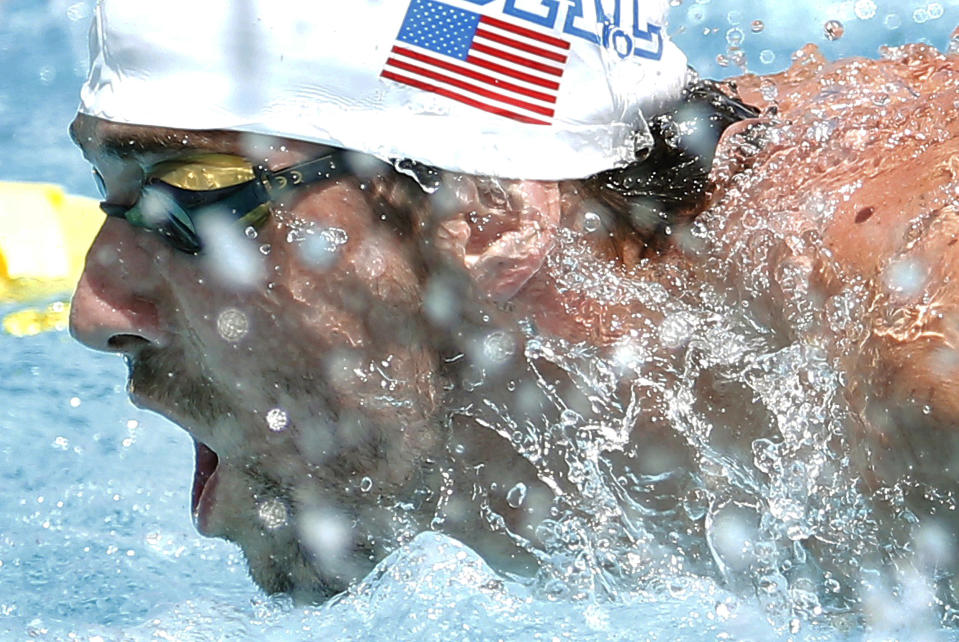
[149,154,256,191]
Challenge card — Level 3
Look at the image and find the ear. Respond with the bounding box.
[428,178,562,303]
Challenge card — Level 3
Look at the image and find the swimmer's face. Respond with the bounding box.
[68,114,445,599]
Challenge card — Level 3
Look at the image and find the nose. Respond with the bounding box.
[70,217,169,352]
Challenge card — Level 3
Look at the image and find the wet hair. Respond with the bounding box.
[582,78,760,240]
[363,77,761,246]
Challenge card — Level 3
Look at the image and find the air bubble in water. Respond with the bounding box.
[928,3,943,20]
[266,408,289,432]
[759,49,775,65]
[217,308,249,342]
[506,482,528,508]
[823,20,844,40]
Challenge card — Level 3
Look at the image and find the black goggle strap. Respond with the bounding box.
[160,148,358,222]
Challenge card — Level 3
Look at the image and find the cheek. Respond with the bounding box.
[866,213,959,429]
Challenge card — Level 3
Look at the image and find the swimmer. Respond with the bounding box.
[67,1,959,604]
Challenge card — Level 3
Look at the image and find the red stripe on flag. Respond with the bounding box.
[470,42,564,76]
[474,28,569,63]
[465,55,560,90]
[391,47,557,104]
[380,70,550,125]
[384,57,556,117]
[479,14,570,50]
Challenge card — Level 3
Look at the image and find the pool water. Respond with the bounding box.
[3,1,959,639]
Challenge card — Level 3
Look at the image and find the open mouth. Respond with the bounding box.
[192,440,219,523]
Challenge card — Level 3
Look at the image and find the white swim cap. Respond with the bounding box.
[79,0,688,180]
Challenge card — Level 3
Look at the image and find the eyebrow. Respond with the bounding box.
[97,130,226,159]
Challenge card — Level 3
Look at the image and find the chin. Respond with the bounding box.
[240,530,345,602]
[224,501,372,603]
[188,439,374,602]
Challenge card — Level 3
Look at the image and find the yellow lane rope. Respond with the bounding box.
[0,181,103,336]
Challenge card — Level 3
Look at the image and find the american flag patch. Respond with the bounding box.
[381,0,571,126]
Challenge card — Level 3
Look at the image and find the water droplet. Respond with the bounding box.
[481,331,516,366]
[750,19,764,33]
[66,2,90,21]
[823,20,844,40]
[583,211,602,233]
[258,243,272,255]
[716,53,730,67]
[244,226,258,239]
[726,27,744,47]
[949,33,959,55]
[257,498,289,530]
[360,476,373,493]
[854,0,877,20]
[196,210,265,288]
[715,601,732,619]
[38,66,56,85]
[298,507,351,564]
[300,227,349,270]
[884,13,902,29]
[659,312,698,348]
[266,408,289,432]
[392,158,442,193]
[217,308,249,342]
[506,482,527,508]
[883,258,927,297]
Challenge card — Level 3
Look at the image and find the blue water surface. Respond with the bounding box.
[2,1,959,639]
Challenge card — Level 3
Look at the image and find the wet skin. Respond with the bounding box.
[69,44,959,600]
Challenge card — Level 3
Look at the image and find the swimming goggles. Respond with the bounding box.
[97,150,352,254]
